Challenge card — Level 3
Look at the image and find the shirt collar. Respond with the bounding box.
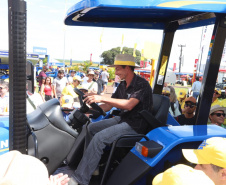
[127,73,137,88]
[121,73,137,89]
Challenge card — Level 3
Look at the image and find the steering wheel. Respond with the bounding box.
[74,87,106,116]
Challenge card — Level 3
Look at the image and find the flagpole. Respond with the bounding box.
[120,34,124,54]
[99,28,104,68]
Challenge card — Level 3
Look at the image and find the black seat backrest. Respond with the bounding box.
[152,94,170,125]
[139,94,170,129]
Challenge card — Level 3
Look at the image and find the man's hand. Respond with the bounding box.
[84,94,103,105]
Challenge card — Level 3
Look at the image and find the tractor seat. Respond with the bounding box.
[28,98,78,138]
[100,94,170,185]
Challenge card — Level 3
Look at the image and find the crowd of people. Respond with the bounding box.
[162,80,226,128]
[0,54,226,185]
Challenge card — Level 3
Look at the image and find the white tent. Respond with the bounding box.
[165,69,176,85]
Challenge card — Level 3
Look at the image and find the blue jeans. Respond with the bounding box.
[193,92,199,100]
[73,116,137,185]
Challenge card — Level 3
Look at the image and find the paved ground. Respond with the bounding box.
[102,85,114,98]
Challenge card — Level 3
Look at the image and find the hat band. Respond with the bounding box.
[114,60,135,66]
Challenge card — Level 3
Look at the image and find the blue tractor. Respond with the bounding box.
[2,0,226,185]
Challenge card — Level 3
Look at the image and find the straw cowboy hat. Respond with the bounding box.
[108,54,141,68]
[209,104,226,115]
[0,151,49,185]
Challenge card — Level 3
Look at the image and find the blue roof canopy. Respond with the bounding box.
[65,0,226,29]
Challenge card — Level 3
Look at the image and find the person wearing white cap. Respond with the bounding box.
[152,164,214,185]
[68,70,77,85]
[81,70,98,94]
[182,137,226,185]
[69,54,153,185]
[209,105,226,128]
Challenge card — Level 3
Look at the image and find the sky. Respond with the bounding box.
[0,0,215,73]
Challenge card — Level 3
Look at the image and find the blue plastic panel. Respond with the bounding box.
[0,116,9,155]
[131,125,226,167]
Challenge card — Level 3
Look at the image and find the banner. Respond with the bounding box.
[140,61,144,68]
[144,42,161,60]
[173,63,176,71]
[192,59,198,83]
[133,43,137,57]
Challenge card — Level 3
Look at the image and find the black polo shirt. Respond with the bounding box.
[175,114,196,125]
[112,74,153,134]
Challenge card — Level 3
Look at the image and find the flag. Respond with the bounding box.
[120,34,124,52]
[133,43,137,57]
[100,28,104,43]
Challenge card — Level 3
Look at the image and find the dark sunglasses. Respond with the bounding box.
[162,93,170,97]
[211,113,226,117]
[185,103,196,108]
[214,91,219,95]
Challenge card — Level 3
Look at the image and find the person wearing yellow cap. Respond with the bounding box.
[209,105,226,129]
[61,95,74,122]
[182,137,226,185]
[60,76,82,105]
[177,89,187,113]
[152,164,214,185]
[162,87,170,97]
[212,88,222,106]
[68,54,153,185]
[175,96,196,125]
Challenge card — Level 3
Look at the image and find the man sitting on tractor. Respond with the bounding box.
[69,54,153,185]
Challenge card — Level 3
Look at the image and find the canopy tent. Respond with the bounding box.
[49,59,65,67]
[135,65,152,73]
[175,72,203,76]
